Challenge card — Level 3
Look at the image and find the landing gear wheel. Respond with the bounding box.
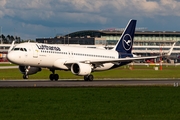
[49,74,59,81]
[84,75,89,81]
[23,74,29,79]
[84,74,94,81]
[54,74,59,81]
[88,75,94,81]
[49,74,54,81]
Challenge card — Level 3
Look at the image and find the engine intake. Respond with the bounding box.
[71,63,92,76]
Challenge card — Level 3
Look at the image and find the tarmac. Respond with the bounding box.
[0,79,180,87]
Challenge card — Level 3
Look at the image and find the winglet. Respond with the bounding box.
[8,40,15,53]
[112,19,137,53]
[167,42,175,56]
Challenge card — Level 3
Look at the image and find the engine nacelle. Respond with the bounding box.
[19,66,41,75]
[71,63,92,76]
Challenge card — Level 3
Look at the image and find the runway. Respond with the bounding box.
[0,79,180,87]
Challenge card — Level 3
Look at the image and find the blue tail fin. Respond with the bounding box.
[113,19,136,53]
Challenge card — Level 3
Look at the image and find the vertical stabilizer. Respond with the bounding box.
[112,19,136,53]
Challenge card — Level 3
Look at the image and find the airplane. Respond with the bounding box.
[7,19,157,81]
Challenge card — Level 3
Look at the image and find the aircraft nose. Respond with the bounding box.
[7,52,15,63]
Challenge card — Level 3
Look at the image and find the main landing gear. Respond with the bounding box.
[49,69,59,81]
[84,74,94,81]
[49,69,94,81]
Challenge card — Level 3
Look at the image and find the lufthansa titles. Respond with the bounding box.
[36,44,61,51]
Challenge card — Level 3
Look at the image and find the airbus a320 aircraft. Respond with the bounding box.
[7,19,157,81]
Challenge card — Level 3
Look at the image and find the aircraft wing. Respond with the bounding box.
[166,42,176,56]
[64,56,157,64]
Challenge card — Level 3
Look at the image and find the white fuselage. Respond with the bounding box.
[7,43,120,71]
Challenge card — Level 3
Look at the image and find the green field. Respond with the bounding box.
[0,87,180,120]
[1,65,180,119]
[1,65,180,80]
[0,63,16,66]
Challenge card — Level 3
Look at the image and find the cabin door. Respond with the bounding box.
[31,45,38,58]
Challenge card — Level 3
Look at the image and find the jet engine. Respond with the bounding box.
[19,66,41,75]
[71,63,92,76]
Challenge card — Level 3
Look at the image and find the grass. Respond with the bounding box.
[0,87,180,120]
[0,63,16,66]
[1,65,180,80]
[1,65,180,119]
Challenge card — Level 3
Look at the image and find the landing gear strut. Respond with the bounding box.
[23,66,30,79]
[84,74,94,81]
[49,69,59,81]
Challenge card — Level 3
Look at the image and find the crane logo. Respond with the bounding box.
[122,34,132,51]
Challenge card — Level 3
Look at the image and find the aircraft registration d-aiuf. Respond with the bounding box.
[7,19,157,81]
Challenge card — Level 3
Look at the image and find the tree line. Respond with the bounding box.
[0,34,21,44]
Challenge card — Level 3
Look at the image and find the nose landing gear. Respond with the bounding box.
[22,66,30,79]
[23,74,29,79]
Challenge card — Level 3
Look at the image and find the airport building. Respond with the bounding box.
[36,30,180,46]
[36,30,180,57]
[0,44,11,62]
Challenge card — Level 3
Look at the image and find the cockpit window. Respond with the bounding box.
[14,48,20,51]
[13,47,27,52]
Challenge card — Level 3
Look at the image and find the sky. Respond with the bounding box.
[1,0,180,40]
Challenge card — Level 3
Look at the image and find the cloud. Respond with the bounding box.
[0,0,7,17]
[0,0,180,40]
